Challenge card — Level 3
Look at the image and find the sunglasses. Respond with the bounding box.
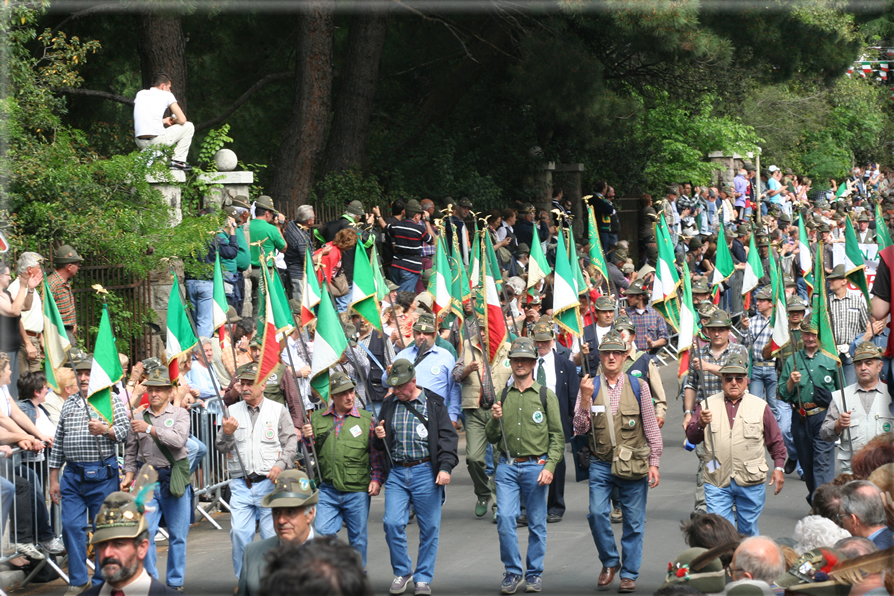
[602,351,626,357]
[723,376,747,383]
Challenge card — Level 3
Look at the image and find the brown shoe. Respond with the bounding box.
[619,578,636,593]
[597,566,617,590]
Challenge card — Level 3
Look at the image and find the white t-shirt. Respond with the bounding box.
[8,278,42,333]
[133,87,177,137]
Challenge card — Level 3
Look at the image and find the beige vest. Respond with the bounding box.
[832,384,894,473]
[589,375,648,462]
[701,392,769,488]
[460,339,512,410]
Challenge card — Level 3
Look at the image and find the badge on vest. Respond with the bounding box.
[264,426,275,440]
[884,422,892,432]
[532,411,544,424]
[164,419,174,427]
[431,366,440,375]
[628,419,636,428]
[630,370,642,378]
[416,423,428,439]
[503,359,510,368]
[824,375,832,383]
[350,425,362,438]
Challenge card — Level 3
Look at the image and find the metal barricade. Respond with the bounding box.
[189,397,232,529]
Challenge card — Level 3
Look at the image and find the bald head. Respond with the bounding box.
[732,536,785,584]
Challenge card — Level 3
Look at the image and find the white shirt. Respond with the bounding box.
[533,350,557,393]
[496,222,513,242]
[8,278,42,333]
[596,324,612,345]
[133,87,177,137]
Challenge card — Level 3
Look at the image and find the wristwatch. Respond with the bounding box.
[683,410,695,415]
[774,466,784,472]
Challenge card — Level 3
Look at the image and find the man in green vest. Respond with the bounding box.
[301,371,384,568]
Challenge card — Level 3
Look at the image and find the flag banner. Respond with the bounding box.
[370,244,390,302]
[349,242,383,332]
[527,220,550,293]
[567,227,587,296]
[447,219,472,308]
[769,250,791,356]
[797,215,815,298]
[586,204,609,286]
[260,257,294,338]
[43,280,71,393]
[86,305,123,424]
[428,235,453,322]
[256,278,281,387]
[711,220,735,287]
[677,260,698,379]
[812,242,841,364]
[301,248,322,326]
[652,213,681,331]
[309,283,349,404]
[875,202,893,251]
[742,233,765,295]
[212,251,228,349]
[835,182,848,199]
[166,275,198,384]
[843,217,871,303]
[469,221,481,289]
[479,231,509,362]
[552,225,583,337]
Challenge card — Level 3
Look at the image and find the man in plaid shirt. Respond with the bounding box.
[47,352,129,592]
[828,264,871,387]
[682,309,749,514]
[741,287,778,415]
[624,284,668,358]
[46,244,83,346]
[302,371,384,568]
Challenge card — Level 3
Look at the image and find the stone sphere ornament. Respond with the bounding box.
[214,149,238,172]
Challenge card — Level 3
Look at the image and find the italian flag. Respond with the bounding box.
[527,221,549,294]
[43,280,71,393]
[86,305,123,424]
[349,243,383,332]
[370,244,391,301]
[768,248,791,356]
[587,204,609,289]
[259,258,294,339]
[812,242,841,363]
[797,215,814,298]
[843,216,871,303]
[256,280,281,386]
[301,248,321,326]
[677,260,698,378]
[741,232,765,298]
[309,283,348,404]
[468,220,481,289]
[428,235,452,322]
[552,225,582,337]
[166,275,198,384]
[212,251,229,350]
[652,214,680,331]
[711,220,735,287]
[567,227,587,295]
[479,232,509,363]
[875,201,893,250]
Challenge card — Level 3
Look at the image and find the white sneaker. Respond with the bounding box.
[155,531,167,542]
[40,537,65,554]
[14,543,45,559]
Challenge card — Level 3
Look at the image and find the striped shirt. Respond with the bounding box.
[47,270,76,327]
[391,393,430,462]
[386,221,433,273]
[828,289,870,348]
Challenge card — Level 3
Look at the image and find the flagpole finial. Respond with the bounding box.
[92,284,109,295]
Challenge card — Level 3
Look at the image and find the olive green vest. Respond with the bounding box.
[589,376,648,462]
[263,363,286,405]
[311,409,373,493]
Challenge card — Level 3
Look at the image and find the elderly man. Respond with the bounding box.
[487,337,564,595]
[301,371,383,567]
[686,352,786,536]
[453,316,510,518]
[828,264,871,387]
[373,359,458,596]
[216,362,298,579]
[576,296,616,373]
[82,491,181,596]
[742,286,779,415]
[856,212,876,243]
[840,480,894,549]
[724,536,786,594]
[779,320,840,504]
[386,313,460,425]
[821,342,894,474]
[237,470,319,596]
[133,72,194,170]
[47,244,83,347]
[8,252,44,375]
[122,367,191,591]
[611,316,667,428]
[574,331,662,593]
[48,351,130,593]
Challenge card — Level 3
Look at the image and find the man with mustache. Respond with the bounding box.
[216,362,299,580]
[82,490,180,595]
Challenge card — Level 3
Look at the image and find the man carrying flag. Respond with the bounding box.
[827,264,871,387]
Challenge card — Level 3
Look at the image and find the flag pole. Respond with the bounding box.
[692,333,719,467]
[80,289,114,468]
[467,306,513,466]
[171,265,250,486]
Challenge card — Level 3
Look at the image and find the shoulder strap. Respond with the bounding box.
[539,385,547,412]
[627,374,642,404]
[399,398,429,427]
[797,351,818,386]
[143,411,177,466]
[500,385,509,405]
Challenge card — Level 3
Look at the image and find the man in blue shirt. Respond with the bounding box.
[385,313,461,424]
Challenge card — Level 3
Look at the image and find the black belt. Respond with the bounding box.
[137,135,157,140]
[393,457,431,468]
[243,473,268,483]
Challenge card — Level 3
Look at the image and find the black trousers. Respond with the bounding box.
[547,453,567,516]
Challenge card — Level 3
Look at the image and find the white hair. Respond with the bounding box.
[793,515,851,555]
[16,252,44,276]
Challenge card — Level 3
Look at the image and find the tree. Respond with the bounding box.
[137,12,188,113]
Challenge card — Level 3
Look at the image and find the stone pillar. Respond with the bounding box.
[200,171,255,209]
[146,169,186,225]
[708,151,757,189]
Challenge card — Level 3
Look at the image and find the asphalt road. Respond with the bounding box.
[20,361,811,596]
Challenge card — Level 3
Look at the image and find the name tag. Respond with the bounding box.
[591,405,605,415]
[416,423,428,439]
[349,425,362,438]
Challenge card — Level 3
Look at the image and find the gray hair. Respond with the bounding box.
[834,536,878,559]
[840,480,887,527]
[16,252,43,276]
[296,205,315,224]
[733,536,785,584]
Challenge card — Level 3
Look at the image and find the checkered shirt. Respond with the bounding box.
[47,271,76,327]
[627,306,668,348]
[744,312,773,363]
[677,194,698,212]
[683,342,749,397]
[828,289,870,348]
[390,393,430,462]
[48,393,129,468]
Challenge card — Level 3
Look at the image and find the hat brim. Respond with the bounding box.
[142,380,173,387]
[261,491,319,508]
[90,517,147,545]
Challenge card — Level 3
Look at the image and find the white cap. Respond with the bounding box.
[768,165,780,173]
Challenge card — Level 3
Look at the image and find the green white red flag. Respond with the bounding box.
[428,235,452,322]
[875,202,893,251]
[166,276,198,384]
[256,277,281,387]
[301,248,321,326]
[587,205,609,287]
[768,249,791,356]
[741,233,765,296]
[677,259,698,379]
[43,280,70,393]
[651,213,680,331]
[87,305,123,424]
[552,225,583,337]
[843,216,871,304]
[348,243,383,332]
[309,283,349,404]
[479,231,509,363]
[811,242,841,364]
[212,251,229,349]
[527,221,549,294]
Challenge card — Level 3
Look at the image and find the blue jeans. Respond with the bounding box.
[335,284,352,312]
[705,478,765,536]
[61,460,119,586]
[750,366,778,416]
[316,484,371,567]
[792,410,835,502]
[185,279,214,339]
[229,478,275,578]
[485,443,495,478]
[143,480,191,587]
[0,477,13,536]
[391,268,420,294]
[796,278,808,301]
[382,462,442,584]
[776,397,799,474]
[586,461,648,581]
[495,457,548,577]
[187,436,207,476]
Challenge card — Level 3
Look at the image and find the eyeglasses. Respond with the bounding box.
[603,351,626,357]
[723,376,747,383]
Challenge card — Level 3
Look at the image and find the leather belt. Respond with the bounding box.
[753,362,774,367]
[394,457,431,468]
[793,403,826,416]
[501,455,545,463]
[25,330,40,337]
[137,135,158,140]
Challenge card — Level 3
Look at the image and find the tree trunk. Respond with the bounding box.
[269,3,335,215]
[317,7,389,179]
[137,13,188,115]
